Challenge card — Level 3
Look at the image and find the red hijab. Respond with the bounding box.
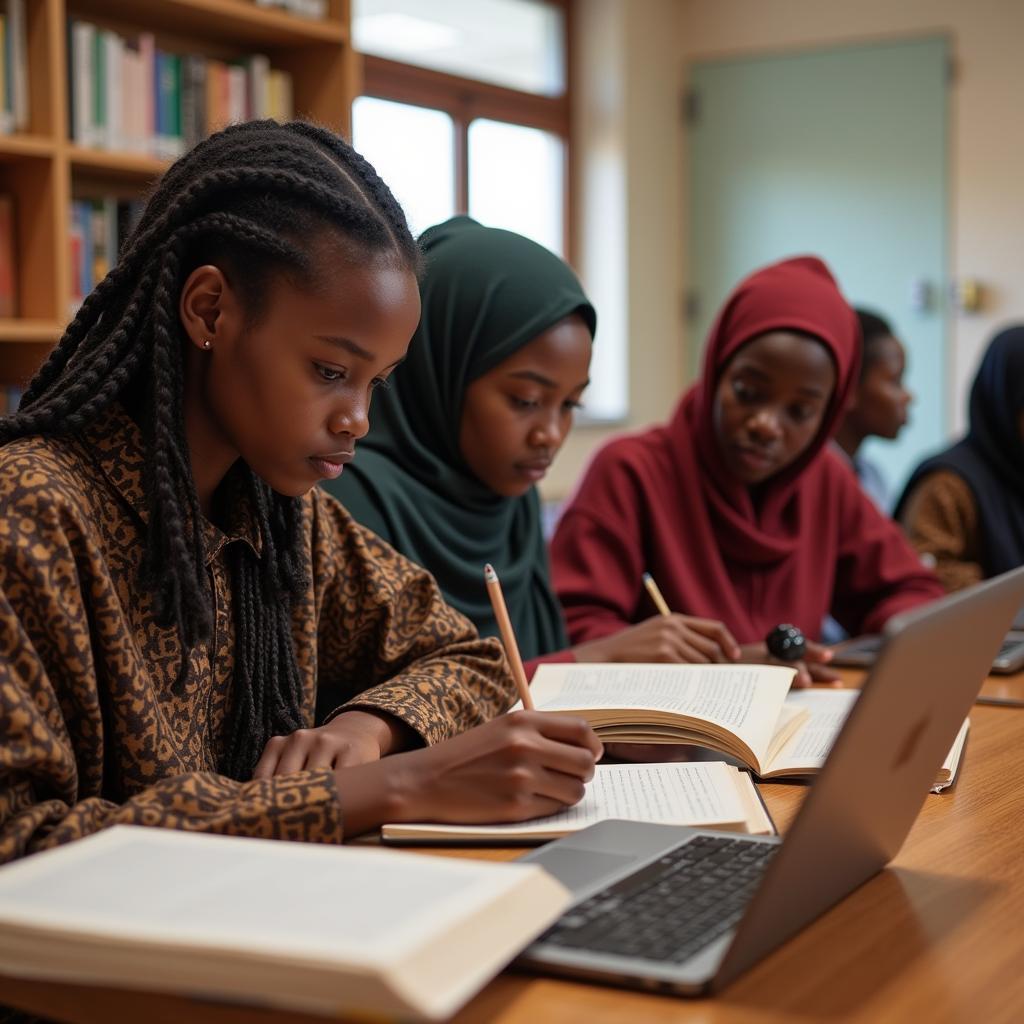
[679,256,860,567]
[553,255,942,644]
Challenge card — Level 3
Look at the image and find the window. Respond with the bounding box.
[351,97,456,237]
[468,119,565,256]
[352,0,626,420]
[352,0,570,256]
[352,0,565,96]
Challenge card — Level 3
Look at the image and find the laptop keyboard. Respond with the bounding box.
[538,835,778,965]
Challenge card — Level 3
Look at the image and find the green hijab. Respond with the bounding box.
[325,216,596,660]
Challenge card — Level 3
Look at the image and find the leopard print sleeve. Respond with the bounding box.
[0,442,343,863]
[307,488,516,745]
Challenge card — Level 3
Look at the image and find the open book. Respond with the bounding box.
[0,826,570,1021]
[526,664,967,787]
[382,761,775,844]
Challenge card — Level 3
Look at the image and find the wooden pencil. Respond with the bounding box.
[484,563,535,711]
[642,571,672,617]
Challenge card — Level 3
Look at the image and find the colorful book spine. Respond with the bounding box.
[0,14,9,135]
[0,385,23,415]
[138,32,155,148]
[103,31,123,151]
[91,27,106,147]
[6,0,26,131]
[69,20,93,145]
[0,193,16,318]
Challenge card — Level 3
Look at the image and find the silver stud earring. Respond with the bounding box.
[203,340,212,350]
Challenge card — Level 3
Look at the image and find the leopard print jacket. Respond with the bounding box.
[0,406,514,862]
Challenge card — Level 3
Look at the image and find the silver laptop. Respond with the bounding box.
[518,565,1024,995]
[831,600,1024,674]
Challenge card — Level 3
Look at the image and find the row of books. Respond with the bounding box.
[69,197,145,312]
[0,384,22,414]
[0,0,28,135]
[67,20,295,158]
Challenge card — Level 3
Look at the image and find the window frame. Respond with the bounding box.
[354,0,574,260]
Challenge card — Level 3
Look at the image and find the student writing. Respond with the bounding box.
[0,121,601,864]
[326,216,738,673]
[550,256,944,685]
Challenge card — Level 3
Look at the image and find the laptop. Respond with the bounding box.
[831,600,1024,674]
[517,565,1024,996]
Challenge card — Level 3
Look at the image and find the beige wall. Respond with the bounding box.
[545,0,1024,499]
[544,0,685,499]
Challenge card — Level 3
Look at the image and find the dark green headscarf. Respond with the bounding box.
[324,216,596,660]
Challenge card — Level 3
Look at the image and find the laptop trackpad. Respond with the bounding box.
[529,847,636,895]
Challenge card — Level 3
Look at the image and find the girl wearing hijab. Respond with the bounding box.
[550,256,944,682]
[896,326,1024,592]
[326,216,739,672]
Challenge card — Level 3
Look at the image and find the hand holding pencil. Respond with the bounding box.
[572,570,741,664]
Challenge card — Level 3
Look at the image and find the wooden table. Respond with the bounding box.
[3,675,1024,1024]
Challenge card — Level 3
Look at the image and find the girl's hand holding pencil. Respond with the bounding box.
[572,573,741,666]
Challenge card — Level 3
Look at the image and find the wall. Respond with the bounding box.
[543,0,685,499]
[546,0,1024,499]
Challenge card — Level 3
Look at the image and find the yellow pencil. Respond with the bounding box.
[484,563,535,711]
[642,571,671,617]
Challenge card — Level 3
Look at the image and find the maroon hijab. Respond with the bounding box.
[552,255,942,643]
[679,256,860,567]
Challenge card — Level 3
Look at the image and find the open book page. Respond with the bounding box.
[764,689,860,777]
[382,762,773,842]
[932,718,970,792]
[0,827,558,963]
[764,690,969,787]
[527,664,797,773]
[0,828,572,1021]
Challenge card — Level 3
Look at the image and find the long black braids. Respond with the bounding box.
[0,120,419,780]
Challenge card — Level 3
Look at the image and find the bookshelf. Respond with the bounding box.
[0,0,354,386]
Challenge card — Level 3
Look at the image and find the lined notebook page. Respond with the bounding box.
[383,762,748,840]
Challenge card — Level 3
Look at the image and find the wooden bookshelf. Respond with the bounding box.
[0,0,353,385]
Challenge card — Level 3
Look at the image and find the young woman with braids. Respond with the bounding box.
[0,120,601,864]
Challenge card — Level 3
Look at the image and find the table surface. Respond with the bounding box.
[3,673,1024,1024]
